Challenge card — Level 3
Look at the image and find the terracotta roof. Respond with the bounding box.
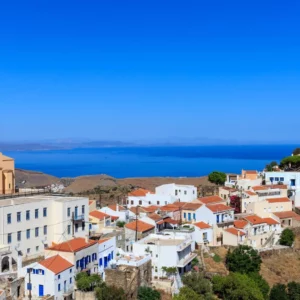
[262,218,280,225]
[194,221,211,229]
[244,215,266,225]
[128,188,152,197]
[225,227,245,236]
[274,211,300,220]
[125,220,155,232]
[267,197,290,203]
[160,204,179,212]
[252,185,287,191]
[148,213,162,222]
[89,210,110,220]
[98,238,111,244]
[108,204,125,211]
[234,220,248,229]
[245,191,257,196]
[198,196,224,204]
[172,202,188,208]
[89,200,94,205]
[47,238,97,253]
[183,203,202,211]
[111,215,119,221]
[39,255,73,274]
[163,217,179,225]
[206,203,233,213]
[143,205,160,213]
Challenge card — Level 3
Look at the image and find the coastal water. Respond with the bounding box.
[5,145,297,178]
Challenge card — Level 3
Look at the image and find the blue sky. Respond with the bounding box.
[1,0,299,143]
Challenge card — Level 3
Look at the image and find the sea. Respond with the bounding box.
[5,145,297,178]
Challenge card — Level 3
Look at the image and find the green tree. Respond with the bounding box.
[181,272,213,299]
[75,272,102,291]
[226,245,262,274]
[138,286,161,300]
[248,273,270,300]
[95,285,125,300]
[208,171,226,185]
[116,220,126,227]
[173,287,204,300]
[279,228,295,247]
[212,273,264,300]
[280,156,300,170]
[287,281,300,300]
[265,161,278,172]
[269,284,288,300]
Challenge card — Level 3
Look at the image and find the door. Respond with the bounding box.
[216,215,220,223]
[104,256,108,268]
[39,285,44,297]
[64,280,67,293]
[75,206,78,218]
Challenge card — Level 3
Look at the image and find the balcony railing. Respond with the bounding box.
[0,246,11,255]
[74,214,84,221]
[177,252,197,267]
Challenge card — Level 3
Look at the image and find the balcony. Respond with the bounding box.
[0,246,11,256]
[74,214,84,221]
[177,252,197,267]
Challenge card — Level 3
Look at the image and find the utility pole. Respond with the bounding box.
[72,212,75,237]
[28,268,32,300]
[135,205,139,242]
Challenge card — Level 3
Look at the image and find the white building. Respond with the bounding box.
[45,237,98,275]
[133,232,197,278]
[98,237,116,280]
[19,255,74,299]
[0,195,89,269]
[100,204,131,222]
[155,184,197,203]
[192,222,213,246]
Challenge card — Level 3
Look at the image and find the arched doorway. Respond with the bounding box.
[1,256,10,272]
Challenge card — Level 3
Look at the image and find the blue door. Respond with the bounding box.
[216,215,220,223]
[39,285,44,297]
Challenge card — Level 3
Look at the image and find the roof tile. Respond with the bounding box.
[125,220,155,232]
[39,255,73,274]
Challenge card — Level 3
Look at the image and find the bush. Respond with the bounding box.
[173,287,204,300]
[212,273,264,300]
[213,254,221,263]
[75,272,102,291]
[279,228,295,247]
[287,281,300,300]
[208,171,226,185]
[280,156,300,169]
[225,245,262,274]
[248,273,270,299]
[95,285,125,300]
[138,286,161,300]
[269,283,288,300]
[116,220,126,227]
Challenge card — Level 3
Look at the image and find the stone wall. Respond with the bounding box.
[75,290,95,300]
[105,260,152,299]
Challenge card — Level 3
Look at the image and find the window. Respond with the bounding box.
[67,225,71,235]
[35,227,39,237]
[7,233,12,244]
[270,177,274,182]
[175,190,178,196]
[99,258,103,266]
[193,190,195,194]
[35,209,39,219]
[7,213,11,224]
[58,284,61,291]
[139,200,142,205]
[67,207,71,217]
[188,213,191,221]
[157,201,160,205]
[17,231,21,241]
[75,223,78,233]
[26,210,30,220]
[82,222,85,231]
[70,277,72,284]
[43,207,47,217]
[275,177,279,181]
[70,269,72,273]
[27,229,30,239]
[17,212,21,222]
[44,225,47,235]
[193,213,196,220]
[203,232,208,240]
[184,191,187,195]
[36,246,39,252]
[280,177,284,182]
[27,248,30,254]
[131,200,134,205]
[184,212,186,219]
[82,205,85,214]
[58,275,61,279]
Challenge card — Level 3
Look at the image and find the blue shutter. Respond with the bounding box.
[111,251,113,259]
[27,283,32,290]
[27,268,30,273]
[99,258,103,266]
[42,270,45,275]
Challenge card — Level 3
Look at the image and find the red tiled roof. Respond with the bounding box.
[111,215,119,221]
[234,220,248,229]
[221,187,237,192]
[244,215,265,225]
[198,196,224,204]
[148,213,162,222]
[89,210,110,220]
[39,255,73,274]
[274,211,300,219]
[245,170,258,174]
[225,227,245,236]
[262,218,280,225]
[172,202,188,208]
[125,220,155,232]
[143,206,160,213]
[194,221,211,229]
[163,217,179,225]
[183,203,202,211]
[47,238,97,253]
[160,204,180,212]
[108,204,125,211]
[267,197,290,203]
[128,188,152,197]
[245,191,257,196]
[206,204,233,213]
[252,185,287,191]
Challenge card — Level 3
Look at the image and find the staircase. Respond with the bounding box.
[262,231,275,248]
